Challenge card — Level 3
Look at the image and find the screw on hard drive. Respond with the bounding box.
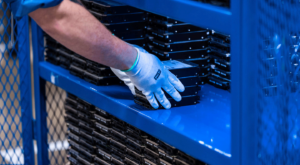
[188,29,190,31]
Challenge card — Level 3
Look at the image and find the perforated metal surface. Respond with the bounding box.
[0,1,33,164]
[257,0,300,164]
[45,82,68,165]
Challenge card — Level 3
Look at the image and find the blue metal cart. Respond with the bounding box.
[0,0,299,165]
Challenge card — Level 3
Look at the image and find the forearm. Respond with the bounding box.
[29,0,137,70]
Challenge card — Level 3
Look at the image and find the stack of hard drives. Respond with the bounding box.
[145,13,211,86]
[45,35,73,69]
[134,60,201,109]
[65,93,207,165]
[82,0,146,47]
[207,31,231,91]
[45,34,122,86]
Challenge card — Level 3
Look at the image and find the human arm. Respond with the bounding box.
[29,0,137,70]
[27,0,185,109]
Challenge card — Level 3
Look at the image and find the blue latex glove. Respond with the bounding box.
[125,47,185,109]
[4,0,62,19]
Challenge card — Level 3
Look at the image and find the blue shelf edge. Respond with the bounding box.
[111,0,231,34]
[39,62,231,165]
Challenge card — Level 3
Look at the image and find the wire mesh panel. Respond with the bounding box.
[257,0,300,164]
[45,81,68,165]
[0,1,33,165]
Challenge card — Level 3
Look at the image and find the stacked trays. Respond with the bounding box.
[134,60,201,109]
[207,31,231,91]
[45,34,122,86]
[83,0,146,47]
[145,13,211,86]
[65,93,208,165]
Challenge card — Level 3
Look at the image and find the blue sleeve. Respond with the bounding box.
[4,0,63,19]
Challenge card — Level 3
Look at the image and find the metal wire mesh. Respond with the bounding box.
[45,82,69,165]
[0,1,25,164]
[257,0,300,164]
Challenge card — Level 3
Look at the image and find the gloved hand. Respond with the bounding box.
[110,68,136,95]
[124,46,185,109]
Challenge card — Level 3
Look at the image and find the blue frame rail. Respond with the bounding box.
[112,0,231,34]
[39,62,231,165]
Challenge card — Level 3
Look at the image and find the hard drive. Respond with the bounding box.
[67,123,81,135]
[90,0,142,14]
[147,13,183,24]
[68,131,81,143]
[143,158,156,165]
[77,153,94,164]
[81,0,92,9]
[134,94,199,109]
[144,147,159,163]
[83,72,122,86]
[95,122,111,135]
[111,156,125,165]
[110,143,126,161]
[93,136,110,151]
[212,67,231,79]
[126,148,144,164]
[86,60,114,77]
[79,138,97,153]
[94,156,110,165]
[208,74,230,90]
[76,145,95,161]
[148,44,208,60]
[158,149,176,164]
[93,114,111,127]
[150,38,209,52]
[95,107,112,118]
[124,157,139,165]
[97,148,111,162]
[67,155,79,165]
[104,21,145,33]
[157,141,177,156]
[158,159,172,165]
[185,56,210,67]
[126,125,148,145]
[198,74,209,85]
[65,112,80,126]
[148,23,204,34]
[213,58,231,71]
[78,121,96,133]
[124,38,146,47]
[72,54,87,69]
[126,138,145,154]
[111,117,127,134]
[94,156,111,165]
[148,29,209,43]
[113,30,145,40]
[162,60,200,77]
[209,42,230,60]
[90,10,146,23]
[178,76,200,86]
[70,65,85,79]
[144,139,159,152]
[212,30,230,43]
[80,130,94,142]
[111,129,127,144]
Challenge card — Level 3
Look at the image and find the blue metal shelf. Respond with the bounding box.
[112,0,231,34]
[39,62,231,165]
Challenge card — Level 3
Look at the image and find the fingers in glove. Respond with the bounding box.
[163,82,182,102]
[144,92,159,109]
[167,70,185,92]
[154,89,171,109]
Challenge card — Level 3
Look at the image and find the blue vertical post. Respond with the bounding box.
[18,16,35,165]
[231,0,257,164]
[31,20,49,165]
